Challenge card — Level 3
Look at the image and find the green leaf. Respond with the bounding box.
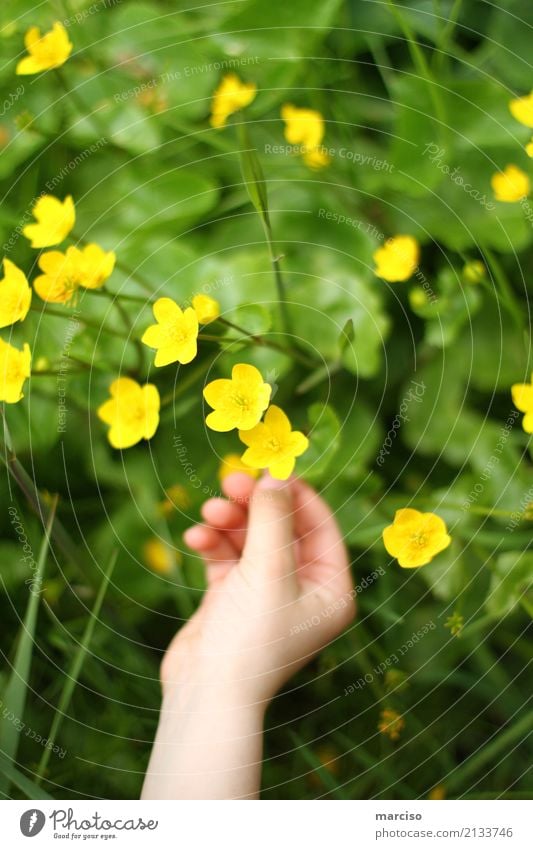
[338,318,355,356]
[0,757,52,800]
[0,499,56,796]
[36,551,116,783]
[225,304,272,337]
[299,403,341,482]
[239,125,270,226]
[486,552,533,618]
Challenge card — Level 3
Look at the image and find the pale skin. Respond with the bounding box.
[141,472,356,800]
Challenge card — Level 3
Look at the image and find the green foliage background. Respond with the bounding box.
[0,0,532,799]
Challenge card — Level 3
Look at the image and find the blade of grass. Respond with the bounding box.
[35,550,117,782]
[0,497,57,796]
[289,731,350,799]
[0,756,53,800]
[445,710,533,793]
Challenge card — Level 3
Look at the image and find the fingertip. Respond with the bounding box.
[183,524,217,550]
[221,472,256,502]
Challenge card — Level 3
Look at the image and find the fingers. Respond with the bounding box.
[200,497,248,552]
[241,474,297,583]
[183,524,238,584]
[220,472,256,504]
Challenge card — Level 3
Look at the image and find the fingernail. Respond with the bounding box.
[256,472,289,491]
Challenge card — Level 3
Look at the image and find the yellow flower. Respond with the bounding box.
[218,452,260,481]
[0,338,31,403]
[141,298,198,367]
[192,293,220,324]
[97,377,160,449]
[158,484,191,516]
[428,785,446,800]
[511,374,533,433]
[203,363,271,432]
[34,244,115,303]
[282,103,324,149]
[378,708,405,741]
[383,508,451,568]
[210,73,256,129]
[34,249,78,304]
[373,235,420,282]
[491,164,530,202]
[281,103,329,169]
[303,147,330,169]
[509,91,533,128]
[16,22,72,75]
[72,243,116,289]
[526,138,533,158]
[462,260,486,285]
[142,538,178,575]
[0,259,32,327]
[23,194,75,248]
[239,404,309,480]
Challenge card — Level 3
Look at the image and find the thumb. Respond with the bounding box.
[241,474,297,582]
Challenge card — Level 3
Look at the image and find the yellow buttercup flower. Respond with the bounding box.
[34,249,78,304]
[373,235,420,282]
[491,164,530,202]
[281,103,329,169]
[210,73,256,129]
[97,377,160,449]
[0,338,31,403]
[428,785,446,800]
[382,508,451,568]
[158,483,191,516]
[34,244,115,304]
[203,363,271,432]
[23,194,75,248]
[462,260,486,285]
[142,538,178,575]
[142,298,198,367]
[239,404,309,480]
[509,91,533,128]
[218,452,260,481]
[192,293,220,324]
[511,374,533,433]
[0,259,32,327]
[16,22,72,75]
[378,708,405,742]
[72,243,116,289]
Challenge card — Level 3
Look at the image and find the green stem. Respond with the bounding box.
[217,317,313,366]
[260,215,292,336]
[159,357,216,409]
[433,0,463,74]
[100,286,145,370]
[480,243,525,339]
[385,0,448,144]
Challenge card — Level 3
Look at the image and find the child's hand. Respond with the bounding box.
[161,473,355,706]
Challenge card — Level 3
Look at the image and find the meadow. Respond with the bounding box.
[0,0,532,800]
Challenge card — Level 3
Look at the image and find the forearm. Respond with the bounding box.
[141,676,265,800]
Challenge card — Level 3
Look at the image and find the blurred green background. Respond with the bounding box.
[0,0,532,800]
